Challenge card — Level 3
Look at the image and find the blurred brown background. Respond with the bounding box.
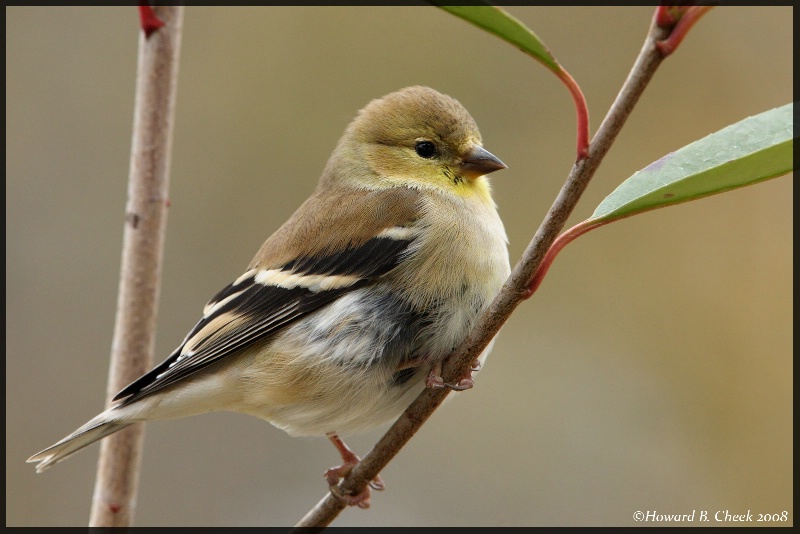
[6,6,792,527]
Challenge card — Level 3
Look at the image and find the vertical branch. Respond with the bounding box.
[88,6,183,527]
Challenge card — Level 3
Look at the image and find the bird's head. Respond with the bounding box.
[326,86,506,199]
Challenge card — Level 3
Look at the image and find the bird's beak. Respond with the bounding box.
[459,144,507,179]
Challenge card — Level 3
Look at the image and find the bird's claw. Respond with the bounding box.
[325,466,385,508]
[328,482,373,509]
[425,359,480,390]
[324,447,384,509]
[324,463,351,487]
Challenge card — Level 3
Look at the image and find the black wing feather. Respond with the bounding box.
[113,234,414,404]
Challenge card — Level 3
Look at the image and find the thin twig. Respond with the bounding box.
[88,6,183,527]
[295,15,670,529]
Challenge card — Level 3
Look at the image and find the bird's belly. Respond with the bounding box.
[236,284,490,436]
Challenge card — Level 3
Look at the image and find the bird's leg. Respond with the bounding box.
[324,432,384,509]
[424,358,481,390]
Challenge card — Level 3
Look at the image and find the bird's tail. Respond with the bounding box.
[27,414,132,473]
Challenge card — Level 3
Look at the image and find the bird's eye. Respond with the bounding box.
[414,141,437,159]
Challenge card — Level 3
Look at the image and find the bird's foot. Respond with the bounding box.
[424,359,480,390]
[325,433,384,508]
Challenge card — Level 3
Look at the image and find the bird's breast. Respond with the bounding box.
[388,190,510,356]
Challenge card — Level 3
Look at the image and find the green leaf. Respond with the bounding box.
[434,4,560,72]
[591,103,794,221]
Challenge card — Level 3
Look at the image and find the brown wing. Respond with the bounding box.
[113,186,423,404]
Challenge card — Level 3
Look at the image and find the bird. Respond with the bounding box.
[28,85,511,507]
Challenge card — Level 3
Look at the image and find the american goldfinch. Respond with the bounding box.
[28,85,510,506]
